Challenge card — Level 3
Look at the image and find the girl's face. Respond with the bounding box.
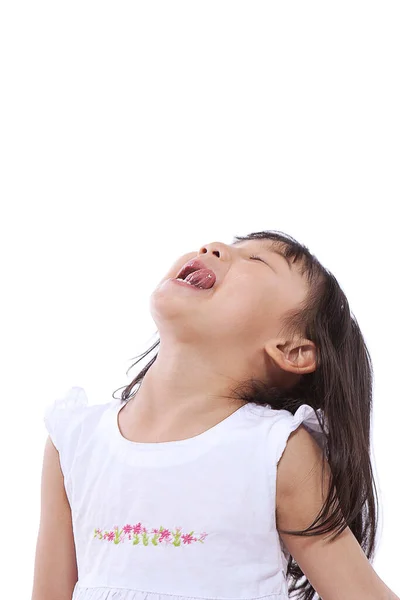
[150,239,310,363]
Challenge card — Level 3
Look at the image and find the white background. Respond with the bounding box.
[1,1,399,598]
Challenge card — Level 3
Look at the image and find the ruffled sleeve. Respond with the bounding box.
[273,403,328,466]
[44,386,89,480]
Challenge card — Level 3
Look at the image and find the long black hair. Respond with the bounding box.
[113,230,379,600]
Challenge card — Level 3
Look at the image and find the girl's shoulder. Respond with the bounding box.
[43,386,113,455]
[247,401,326,433]
[245,402,328,461]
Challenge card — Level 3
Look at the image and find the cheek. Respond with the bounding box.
[213,282,281,333]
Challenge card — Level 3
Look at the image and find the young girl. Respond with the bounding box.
[32,230,399,600]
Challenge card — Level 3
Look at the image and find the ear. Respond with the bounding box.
[265,338,317,375]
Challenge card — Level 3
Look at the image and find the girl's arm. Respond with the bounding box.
[276,425,399,600]
[31,436,78,600]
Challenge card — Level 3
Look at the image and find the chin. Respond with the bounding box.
[149,285,191,323]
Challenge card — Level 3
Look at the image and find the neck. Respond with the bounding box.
[126,340,251,427]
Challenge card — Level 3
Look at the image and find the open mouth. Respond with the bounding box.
[175,259,217,290]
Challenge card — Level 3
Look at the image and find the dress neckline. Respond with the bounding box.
[111,398,250,451]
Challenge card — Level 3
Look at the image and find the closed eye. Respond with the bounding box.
[249,254,267,264]
[249,254,275,271]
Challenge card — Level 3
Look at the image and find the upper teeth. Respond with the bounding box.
[179,267,196,279]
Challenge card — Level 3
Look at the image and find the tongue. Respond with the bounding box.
[185,269,216,289]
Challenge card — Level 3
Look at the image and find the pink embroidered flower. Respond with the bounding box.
[159,529,171,542]
[123,524,133,534]
[132,522,143,534]
[182,533,195,545]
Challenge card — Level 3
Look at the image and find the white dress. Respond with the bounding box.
[43,386,326,600]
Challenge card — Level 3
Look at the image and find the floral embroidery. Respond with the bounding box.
[93,522,208,546]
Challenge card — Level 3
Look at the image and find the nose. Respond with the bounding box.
[198,242,231,262]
